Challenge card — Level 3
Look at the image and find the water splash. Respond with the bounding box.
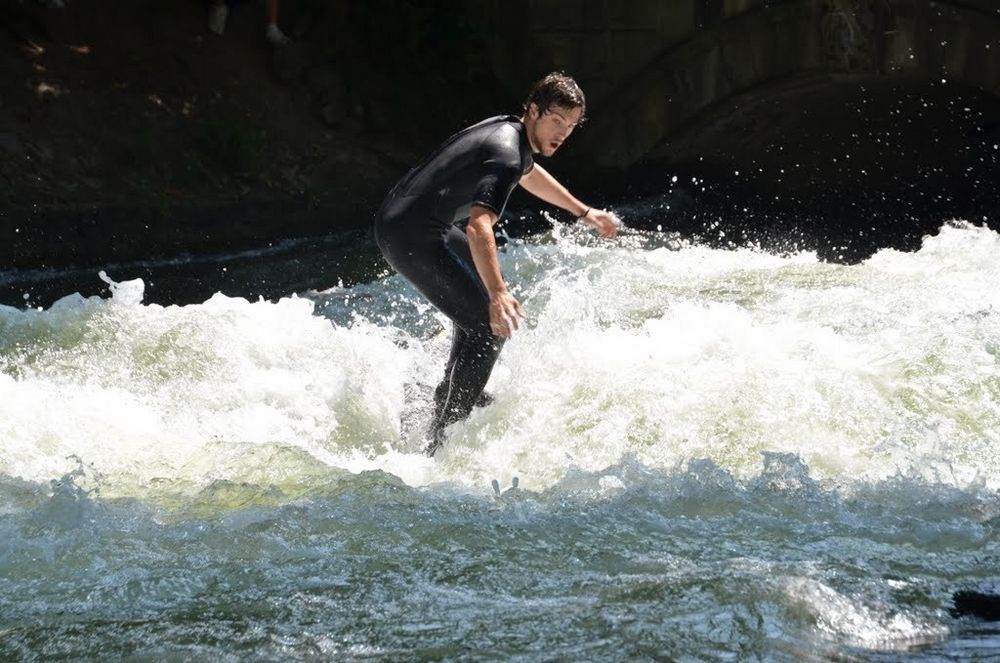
[0,221,997,504]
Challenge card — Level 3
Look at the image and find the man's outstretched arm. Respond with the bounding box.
[519,164,618,238]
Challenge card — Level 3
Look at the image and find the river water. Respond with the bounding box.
[1,220,998,660]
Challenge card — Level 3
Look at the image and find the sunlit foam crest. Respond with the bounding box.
[0,276,418,493]
[782,575,950,650]
[0,222,996,500]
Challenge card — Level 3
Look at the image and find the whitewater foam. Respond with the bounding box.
[0,221,996,501]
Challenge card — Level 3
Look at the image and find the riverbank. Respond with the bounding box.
[0,0,419,272]
[5,0,1000,284]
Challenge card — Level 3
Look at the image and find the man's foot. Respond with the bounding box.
[208,3,228,35]
[423,425,445,457]
[265,23,290,46]
[424,420,444,458]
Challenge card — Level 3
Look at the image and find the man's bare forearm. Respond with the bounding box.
[466,207,507,295]
[519,163,620,238]
[519,163,588,216]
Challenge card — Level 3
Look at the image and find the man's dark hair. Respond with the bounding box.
[523,72,586,123]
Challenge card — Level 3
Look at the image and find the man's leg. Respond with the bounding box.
[433,322,467,414]
[430,323,505,444]
[424,227,508,453]
[208,0,228,35]
[264,0,289,44]
[375,217,506,454]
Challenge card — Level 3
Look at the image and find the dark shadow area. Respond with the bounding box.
[3,1,1000,306]
[0,227,381,307]
[567,74,1000,263]
[0,0,488,274]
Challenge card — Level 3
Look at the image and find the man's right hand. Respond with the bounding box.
[489,290,526,338]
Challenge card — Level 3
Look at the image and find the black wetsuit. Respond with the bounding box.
[373,115,535,448]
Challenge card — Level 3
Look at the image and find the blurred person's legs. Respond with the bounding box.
[208,0,287,45]
[264,0,289,45]
[208,0,228,35]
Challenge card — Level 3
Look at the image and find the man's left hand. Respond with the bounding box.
[582,209,620,239]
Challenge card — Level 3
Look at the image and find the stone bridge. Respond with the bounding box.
[481,0,1000,169]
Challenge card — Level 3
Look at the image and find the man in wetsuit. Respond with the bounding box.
[373,72,619,455]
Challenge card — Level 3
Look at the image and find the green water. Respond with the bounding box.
[1,222,999,660]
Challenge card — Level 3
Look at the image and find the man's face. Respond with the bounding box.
[526,103,583,156]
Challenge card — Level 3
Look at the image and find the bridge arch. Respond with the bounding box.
[488,0,1000,169]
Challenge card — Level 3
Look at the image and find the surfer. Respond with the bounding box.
[373,72,619,455]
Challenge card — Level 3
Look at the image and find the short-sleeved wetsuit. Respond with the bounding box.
[373,115,535,447]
